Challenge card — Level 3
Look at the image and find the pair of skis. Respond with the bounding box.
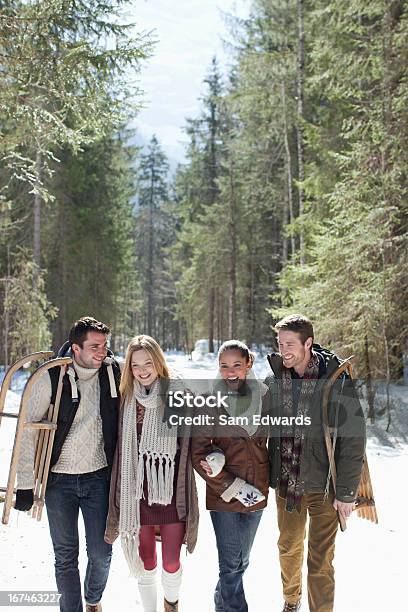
[0,352,71,524]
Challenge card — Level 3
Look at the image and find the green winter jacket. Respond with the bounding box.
[266,344,366,503]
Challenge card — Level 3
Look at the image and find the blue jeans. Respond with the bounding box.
[210,510,263,612]
[45,469,112,612]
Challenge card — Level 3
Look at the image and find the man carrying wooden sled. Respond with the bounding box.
[15,317,121,612]
[266,314,370,612]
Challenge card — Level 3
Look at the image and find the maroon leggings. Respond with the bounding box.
[139,523,185,573]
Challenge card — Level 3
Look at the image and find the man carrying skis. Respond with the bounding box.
[15,316,121,612]
[266,314,366,612]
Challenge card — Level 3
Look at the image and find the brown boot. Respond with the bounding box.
[164,598,178,612]
[282,603,301,612]
[86,605,102,612]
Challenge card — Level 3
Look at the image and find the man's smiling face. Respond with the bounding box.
[278,330,313,374]
[72,331,108,369]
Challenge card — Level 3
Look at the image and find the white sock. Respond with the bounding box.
[137,567,157,611]
[162,566,182,604]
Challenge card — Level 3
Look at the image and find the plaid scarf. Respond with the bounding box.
[279,352,320,512]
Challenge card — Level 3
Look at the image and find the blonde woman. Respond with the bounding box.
[104,335,199,612]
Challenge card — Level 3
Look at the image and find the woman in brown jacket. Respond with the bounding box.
[191,340,271,612]
[104,335,199,612]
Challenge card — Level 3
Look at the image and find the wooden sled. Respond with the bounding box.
[0,352,72,524]
[322,356,378,531]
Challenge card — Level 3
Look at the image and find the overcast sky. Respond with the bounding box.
[130,0,249,164]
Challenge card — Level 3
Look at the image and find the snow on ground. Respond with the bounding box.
[0,353,406,610]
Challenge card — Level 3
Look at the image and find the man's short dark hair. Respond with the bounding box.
[275,314,314,344]
[68,317,110,348]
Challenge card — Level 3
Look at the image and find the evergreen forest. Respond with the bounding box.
[1,0,407,382]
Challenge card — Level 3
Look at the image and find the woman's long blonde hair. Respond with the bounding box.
[120,335,170,404]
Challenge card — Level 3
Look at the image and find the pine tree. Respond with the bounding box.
[0,0,151,355]
[2,249,57,362]
[0,0,150,265]
[277,0,408,381]
[135,135,171,340]
[44,126,139,348]
[169,59,227,351]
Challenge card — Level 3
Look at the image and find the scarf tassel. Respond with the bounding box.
[121,531,144,578]
[164,457,172,502]
[135,452,146,501]
[136,451,175,506]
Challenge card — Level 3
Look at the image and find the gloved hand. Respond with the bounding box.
[205,451,225,477]
[14,489,34,511]
[234,481,265,508]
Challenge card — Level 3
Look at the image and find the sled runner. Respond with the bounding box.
[322,356,378,531]
[0,352,72,524]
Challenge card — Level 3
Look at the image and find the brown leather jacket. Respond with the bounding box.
[191,384,272,513]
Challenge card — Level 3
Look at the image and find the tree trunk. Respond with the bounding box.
[174,318,180,351]
[147,168,155,335]
[297,0,305,265]
[3,246,11,370]
[221,289,225,344]
[216,289,221,347]
[58,196,68,348]
[383,328,392,432]
[162,297,166,347]
[281,81,295,260]
[228,158,237,338]
[282,190,289,265]
[33,150,42,271]
[209,97,217,203]
[364,334,375,423]
[208,287,215,353]
[246,243,255,347]
[207,61,219,353]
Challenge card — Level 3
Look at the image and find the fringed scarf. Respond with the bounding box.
[279,352,320,512]
[119,377,178,576]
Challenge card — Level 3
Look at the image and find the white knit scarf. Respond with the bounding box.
[120,377,179,577]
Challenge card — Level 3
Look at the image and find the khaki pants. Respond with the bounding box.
[276,491,338,612]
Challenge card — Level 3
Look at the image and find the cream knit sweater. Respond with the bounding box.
[17,361,107,490]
